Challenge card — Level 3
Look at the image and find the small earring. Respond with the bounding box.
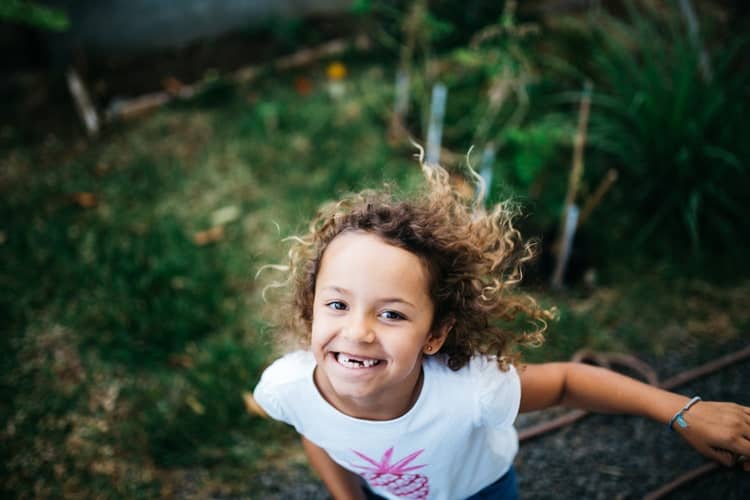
[424,345,432,354]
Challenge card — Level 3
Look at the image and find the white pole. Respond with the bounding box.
[551,203,580,289]
[66,68,99,137]
[425,83,447,165]
[478,143,496,205]
[394,69,410,117]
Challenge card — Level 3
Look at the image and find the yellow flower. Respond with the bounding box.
[326,61,347,81]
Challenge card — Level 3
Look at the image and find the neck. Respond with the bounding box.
[313,365,425,421]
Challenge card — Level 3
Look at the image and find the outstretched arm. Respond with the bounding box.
[301,436,366,500]
[518,362,750,470]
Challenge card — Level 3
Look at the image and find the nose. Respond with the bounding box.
[342,314,375,343]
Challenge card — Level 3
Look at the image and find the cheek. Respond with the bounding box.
[309,314,330,346]
[309,328,326,359]
[310,317,321,341]
[391,332,428,357]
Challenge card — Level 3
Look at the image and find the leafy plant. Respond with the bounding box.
[580,3,750,266]
[492,115,573,225]
[426,2,573,232]
[0,0,69,31]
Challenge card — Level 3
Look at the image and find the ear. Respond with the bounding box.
[422,318,454,355]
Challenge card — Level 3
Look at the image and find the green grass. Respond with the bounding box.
[0,61,426,497]
[2,24,749,497]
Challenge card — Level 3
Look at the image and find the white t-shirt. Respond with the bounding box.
[253,350,521,500]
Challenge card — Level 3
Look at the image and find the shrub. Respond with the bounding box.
[580,4,750,267]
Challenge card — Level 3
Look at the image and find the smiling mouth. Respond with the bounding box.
[335,353,382,369]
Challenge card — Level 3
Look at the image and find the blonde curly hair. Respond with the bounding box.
[263,158,555,371]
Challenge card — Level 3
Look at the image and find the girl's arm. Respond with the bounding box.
[518,362,750,470]
[301,436,366,499]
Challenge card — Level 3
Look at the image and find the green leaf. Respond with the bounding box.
[0,0,69,31]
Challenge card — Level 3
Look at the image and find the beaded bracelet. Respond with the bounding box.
[668,396,702,432]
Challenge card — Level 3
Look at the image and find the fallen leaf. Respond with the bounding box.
[193,226,224,246]
[72,192,97,208]
[186,395,205,415]
[168,353,194,368]
[242,391,268,418]
[294,76,313,95]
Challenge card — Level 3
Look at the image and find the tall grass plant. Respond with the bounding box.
[578,3,750,271]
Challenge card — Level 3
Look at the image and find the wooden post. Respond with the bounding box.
[551,81,591,288]
[578,168,618,227]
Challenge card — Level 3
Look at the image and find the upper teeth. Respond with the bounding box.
[338,354,379,368]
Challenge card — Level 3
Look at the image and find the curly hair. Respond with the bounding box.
[262,160,556,371]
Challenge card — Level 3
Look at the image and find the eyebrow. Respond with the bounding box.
[320,286,416,308]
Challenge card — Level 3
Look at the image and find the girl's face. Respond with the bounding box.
[310,231,448,420]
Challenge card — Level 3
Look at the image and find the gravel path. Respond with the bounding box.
[515,355,750,499]
[244,346,750,499]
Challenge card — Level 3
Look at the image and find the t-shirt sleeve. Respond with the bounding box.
[472,357,521,429]
[252,358,291,424]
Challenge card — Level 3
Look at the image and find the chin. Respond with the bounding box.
[330,379,382,402]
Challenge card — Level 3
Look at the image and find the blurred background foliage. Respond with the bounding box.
[1,0,749,497]
[0,0,69,32]
[579,4,750,268]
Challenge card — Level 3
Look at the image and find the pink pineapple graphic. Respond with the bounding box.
[350,446,429,499]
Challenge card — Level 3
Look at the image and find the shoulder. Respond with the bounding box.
[434,355,520,428]
[467,355,519,378]
[466,356,520,400]
[253,350,315,422]
[258,350,315,385]
[424,354,518,382]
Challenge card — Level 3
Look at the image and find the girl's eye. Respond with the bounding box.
[326,301,347,311]
[380,310,405,321]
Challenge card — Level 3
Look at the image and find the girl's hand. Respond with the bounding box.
[677,401,750,471]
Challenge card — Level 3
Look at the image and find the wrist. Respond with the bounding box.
[638,389,691,425]
[668,396,702,432]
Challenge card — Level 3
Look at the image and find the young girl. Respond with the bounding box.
[253,159,750,499]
